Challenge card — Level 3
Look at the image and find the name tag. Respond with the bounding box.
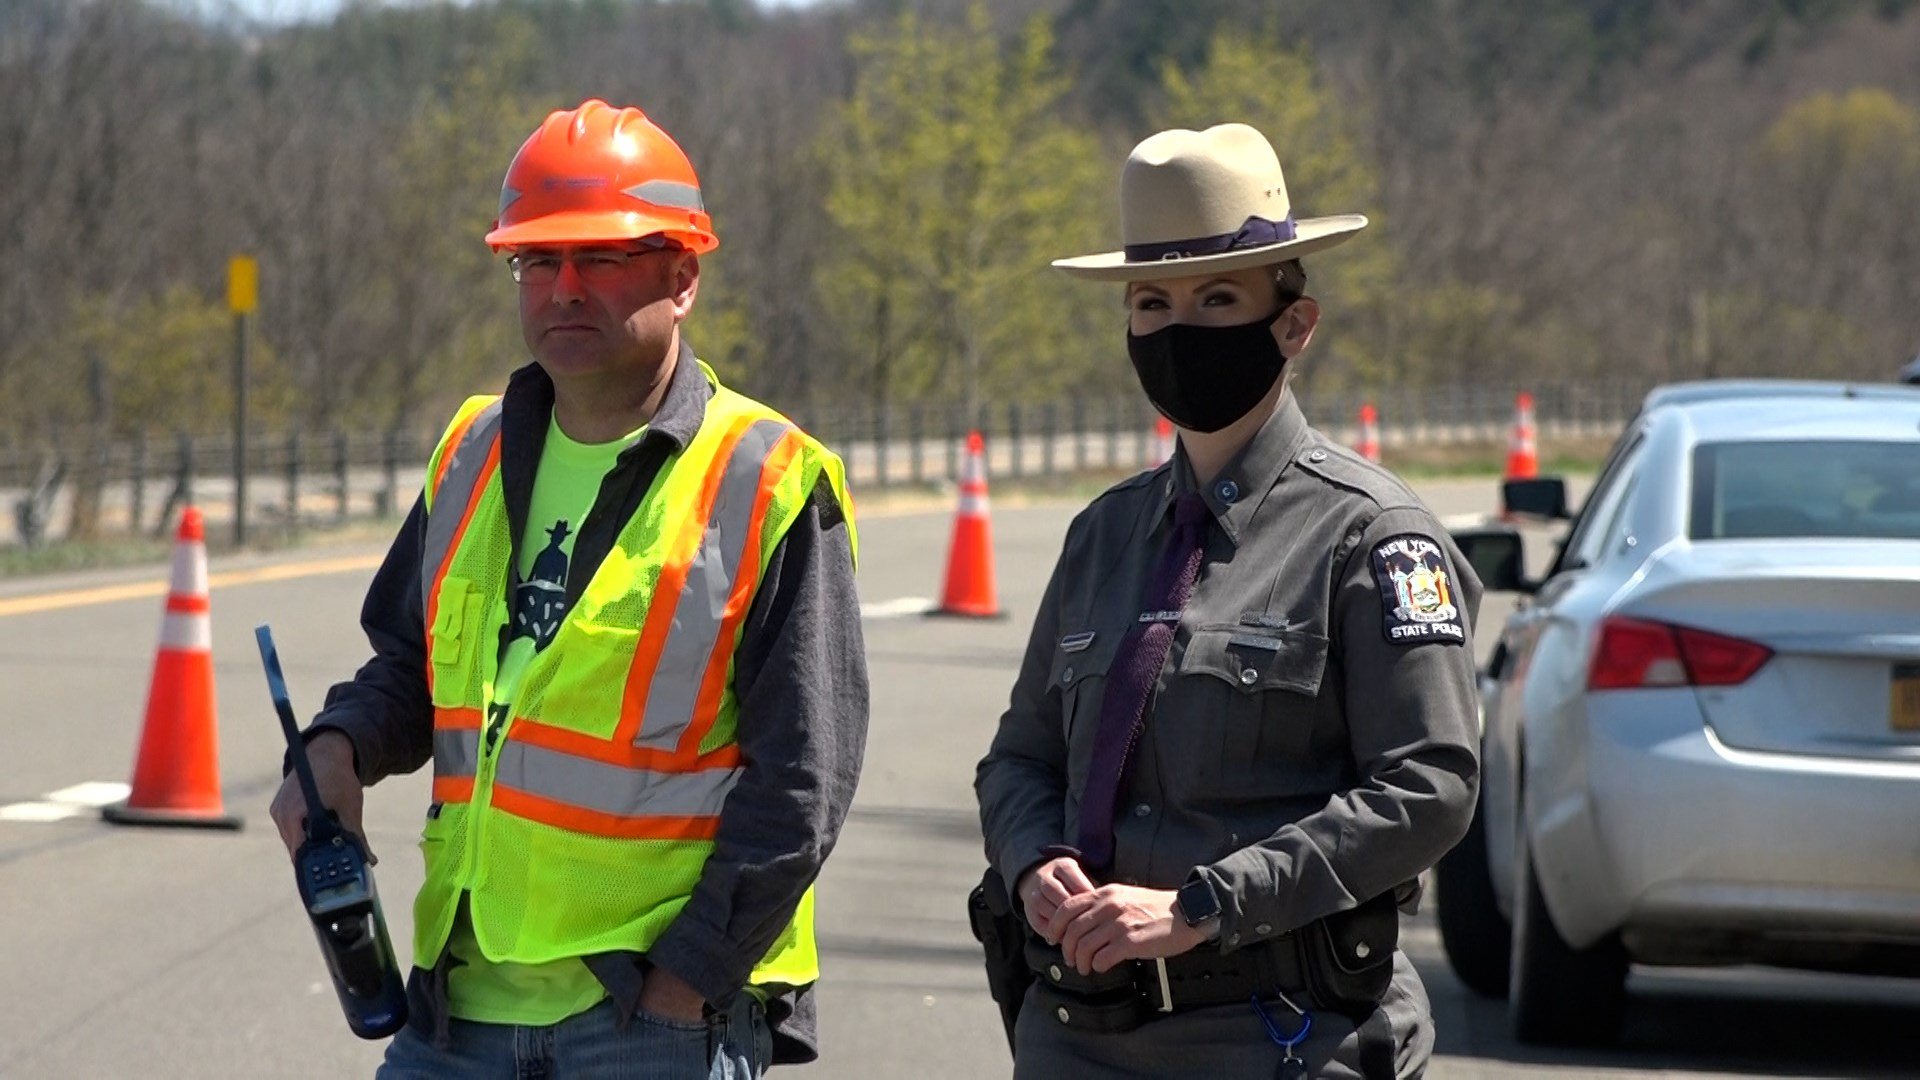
[1239,612,1290,630]
[1228,633,1285,652]
[1139,610,1182,624]
[1059,632,1096,653]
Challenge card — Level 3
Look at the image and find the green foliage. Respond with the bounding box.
[1691,287,1881,380]
[0,284,293,443]
[1761,88,1920,205]
[683,254,757,384]
[818,6,1110,414]
[367,13,548,425]
[1154,29,1398,388]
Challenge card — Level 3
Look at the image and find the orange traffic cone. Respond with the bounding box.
[103,507,242,830]
[1504,391,1539,480]
[1154,417,1175,466]
[1357,402,1381,463]
[934,432,1002,618]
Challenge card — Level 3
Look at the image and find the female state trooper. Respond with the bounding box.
[975,123,1481,1079]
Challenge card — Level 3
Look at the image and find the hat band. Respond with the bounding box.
[1122,214,1297,263]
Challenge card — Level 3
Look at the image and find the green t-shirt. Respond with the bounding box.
[445,415,644,1024]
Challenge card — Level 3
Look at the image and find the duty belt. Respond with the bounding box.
[1024,935,1305,1034]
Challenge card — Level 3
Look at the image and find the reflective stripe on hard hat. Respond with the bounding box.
[623,180,705,213]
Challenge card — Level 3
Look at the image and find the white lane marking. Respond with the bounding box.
[0,781,131,823]
[0,803,84,822]
[47,781,133,806]
[860,596,936,619]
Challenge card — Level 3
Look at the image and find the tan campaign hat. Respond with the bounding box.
[1052,123,1366,282]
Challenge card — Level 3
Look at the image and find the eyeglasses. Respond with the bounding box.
[506,239,681,286]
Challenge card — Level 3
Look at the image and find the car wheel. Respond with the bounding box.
[1435,789,1511,998]
[1509,833,1628,1045]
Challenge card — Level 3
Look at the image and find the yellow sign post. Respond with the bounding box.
[228,255,258,315]
[229,255,257,544]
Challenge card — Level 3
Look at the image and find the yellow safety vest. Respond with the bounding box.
[412,363,853,989]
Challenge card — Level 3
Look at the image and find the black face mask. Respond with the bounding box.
[1126,308,1289,434]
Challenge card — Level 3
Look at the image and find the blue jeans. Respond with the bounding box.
[377,993,771,1080]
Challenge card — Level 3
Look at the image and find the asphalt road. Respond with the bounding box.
[2,476,1916,1078]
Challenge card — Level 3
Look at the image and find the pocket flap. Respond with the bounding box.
[430,576,477,667]
[1049,629,1122,692]
[1179,626,1327,697]
[1315,891,1400,976]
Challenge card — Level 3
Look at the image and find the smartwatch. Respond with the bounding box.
[1176,872,1222,936]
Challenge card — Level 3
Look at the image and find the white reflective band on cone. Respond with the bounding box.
[158,611,212,652]
[170,543,208,599]
[958,492,991,517]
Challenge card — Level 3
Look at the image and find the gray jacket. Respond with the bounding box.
[977,391,1480,957]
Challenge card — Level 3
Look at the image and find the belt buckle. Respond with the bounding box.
[1153,957,1174,1013]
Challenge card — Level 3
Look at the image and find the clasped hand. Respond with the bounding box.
[1016,856,1208,975]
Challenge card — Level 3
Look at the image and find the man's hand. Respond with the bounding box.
[1049,884,1209,975]
[638,965,709,1024]
[1016,856,1096,941]
[268,730,375,865]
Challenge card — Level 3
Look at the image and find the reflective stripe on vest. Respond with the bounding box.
[420,399,505,618]
[625,417,794,753]
[420,401,800,834]
[431,728,737,828]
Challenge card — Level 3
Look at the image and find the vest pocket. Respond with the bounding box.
[522,621,642,740]
[430,577,483,707]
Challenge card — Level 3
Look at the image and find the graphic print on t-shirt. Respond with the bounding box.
[513,519,573,648]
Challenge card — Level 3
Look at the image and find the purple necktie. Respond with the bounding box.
[1075,492,1212,870]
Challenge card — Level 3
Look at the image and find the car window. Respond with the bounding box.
[1558,435,1646,572]
[1690,440,1920,540]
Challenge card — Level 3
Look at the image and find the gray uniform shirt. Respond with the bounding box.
[977,392,1481,961]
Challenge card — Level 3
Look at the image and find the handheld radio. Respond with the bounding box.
[257,625,409,1040]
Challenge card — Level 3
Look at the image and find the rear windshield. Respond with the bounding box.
[1691,440,1920,541]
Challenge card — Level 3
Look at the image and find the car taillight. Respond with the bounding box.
[1588,617,1772,690]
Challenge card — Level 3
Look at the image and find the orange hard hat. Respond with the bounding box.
[485,99,718,253]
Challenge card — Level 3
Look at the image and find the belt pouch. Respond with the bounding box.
[1028,979,1149,1034]
[1296,890,1398,1014]
[1024,940,1135,997]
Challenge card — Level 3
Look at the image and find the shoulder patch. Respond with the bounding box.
[1370,533,1466,646]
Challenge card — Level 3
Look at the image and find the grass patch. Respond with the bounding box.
[1383,437,1614,480]
[0,515,409,582]
[855,437,1611,513]
[0,535,175,577]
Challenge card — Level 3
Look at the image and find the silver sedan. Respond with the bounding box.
[1436,379,1920,1046]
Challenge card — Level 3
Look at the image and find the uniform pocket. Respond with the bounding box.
[1178,627,1329,780]
[1048,629,1123,808]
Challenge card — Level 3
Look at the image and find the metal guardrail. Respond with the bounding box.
[0,379,1644,548]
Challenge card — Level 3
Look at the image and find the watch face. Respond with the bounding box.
[1179,878,1219,925]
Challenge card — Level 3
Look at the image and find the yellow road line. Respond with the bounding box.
[0,553,383,619]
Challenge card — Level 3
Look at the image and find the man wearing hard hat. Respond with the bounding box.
[270,100,869,1077]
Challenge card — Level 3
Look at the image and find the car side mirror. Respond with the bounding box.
[1449,524,1534,594]
[1502,476,1570,521]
